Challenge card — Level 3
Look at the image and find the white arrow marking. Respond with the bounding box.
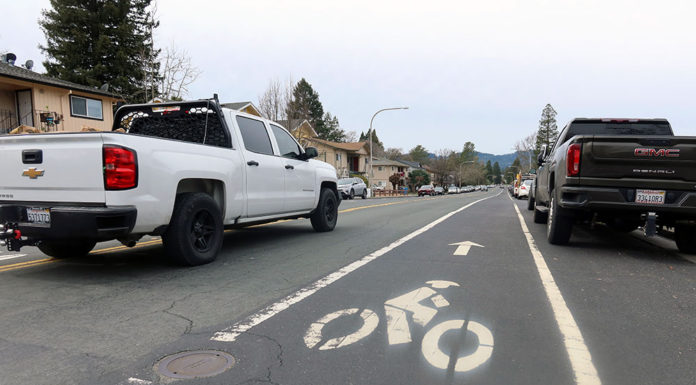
[449,241,484,256]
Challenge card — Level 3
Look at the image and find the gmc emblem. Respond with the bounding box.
[634,148,680,157]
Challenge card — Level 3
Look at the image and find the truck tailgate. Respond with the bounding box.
[0,133,106,203]
[582,135,696,181]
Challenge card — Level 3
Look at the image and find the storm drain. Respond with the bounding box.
[156,350,235,379]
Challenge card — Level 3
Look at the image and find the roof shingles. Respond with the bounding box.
[0,62,117,98]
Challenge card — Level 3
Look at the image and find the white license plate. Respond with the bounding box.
[26,208,51,224]
[635,189,665,205]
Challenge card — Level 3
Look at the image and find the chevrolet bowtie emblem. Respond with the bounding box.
[22,168,45,179]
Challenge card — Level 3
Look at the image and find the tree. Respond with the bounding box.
[384,147,404,160]
[360,129,384,157]
[389,173,401,190]
[514,132,537,172]
[534,104,559,161]
[158,44,201,101]
[460,141,477,163]
[485,160,493,183]
[430,149,456,186]
[286,78,324,129]
[322,113,346,142]
[408,169,430,189]
[40,0,159,103]
[258,78,285,121]
[492,161,502,184]
[408,145,430,165]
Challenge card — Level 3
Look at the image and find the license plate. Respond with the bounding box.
[635,189,665,205]
[26,208,51,224]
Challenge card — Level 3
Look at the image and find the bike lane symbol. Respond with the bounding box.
[303,280,494,373]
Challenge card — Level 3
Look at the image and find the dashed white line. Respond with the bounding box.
[211,190,502,342]
[510,195,601,385]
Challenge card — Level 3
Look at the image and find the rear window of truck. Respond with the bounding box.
[568,122,672,137]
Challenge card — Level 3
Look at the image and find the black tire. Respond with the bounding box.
[527,193,535,211]
[675,225,696,253]
[349,189,355,200]
[361,189,367,199]
[311,188,338,232]
[163,193,223,266]
[547,192,573,245]
[38,239,96,259]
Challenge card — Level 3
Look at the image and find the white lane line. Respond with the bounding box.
[0,254,27,261]
[211,190,502,342]
[510,195,601,385]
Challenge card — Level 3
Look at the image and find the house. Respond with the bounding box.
[0,61,120,134]
[306,138,370,178]
[281,119,370,178]
[371,159,408,189]
[221,101,262,117]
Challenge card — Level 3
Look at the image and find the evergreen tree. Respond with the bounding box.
[39,0,159,102]
[322,112,346,142]
[360,130,383,148]
[534,104,559,158]
[485,160,493,182]
[460,141,476,163]
[286,78,345,141]
[408,145,430,165]
[492,161,502,184]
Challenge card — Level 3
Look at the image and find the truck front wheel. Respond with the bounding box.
[38,240,96,259]
[163,193,223,266]
[675,225,696,254]
[311,188,338,232]
[547,193,573,245]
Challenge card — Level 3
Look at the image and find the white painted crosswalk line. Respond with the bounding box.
[0,254,28,262]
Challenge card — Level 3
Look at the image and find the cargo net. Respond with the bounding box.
[115,106,230,148]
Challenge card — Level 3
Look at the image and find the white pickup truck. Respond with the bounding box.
[0,98,341,265]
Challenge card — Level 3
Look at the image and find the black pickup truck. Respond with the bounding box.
[530,118,696,252]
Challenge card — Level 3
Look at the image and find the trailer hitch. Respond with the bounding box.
[0,223,37,252]
[644,212,658,237]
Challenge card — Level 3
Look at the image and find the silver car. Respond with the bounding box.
[338,177,367,199]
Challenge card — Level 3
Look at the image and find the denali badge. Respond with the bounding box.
[634,148,680,157]
[22,167,45,179]
[633,169,676,174]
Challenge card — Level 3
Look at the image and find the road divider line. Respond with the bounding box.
[509,195,601,385]
[0,254,27,261]
[0,258,55,273]
[211,190,502,342]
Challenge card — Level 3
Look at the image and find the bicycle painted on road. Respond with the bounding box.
[304,280,494,373]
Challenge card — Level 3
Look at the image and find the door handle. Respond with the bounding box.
[285,165,294,170]
[247,160,259,166]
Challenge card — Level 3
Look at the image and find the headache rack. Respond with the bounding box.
[112,95,232,148]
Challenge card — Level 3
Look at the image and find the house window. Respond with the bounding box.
[336,153,342,162]
[70,95,103,120]
[391,167,395,171]
[378,166,383,171]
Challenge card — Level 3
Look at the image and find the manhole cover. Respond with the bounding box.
[156,350,235,379]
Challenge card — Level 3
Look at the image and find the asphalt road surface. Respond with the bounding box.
[0,190,694,385]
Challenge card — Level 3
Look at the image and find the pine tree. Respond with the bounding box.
[360,130,383,148]
[492,162,502,184]
[286,78,345,142]
[39,0,159,103]
[460,141,476,163]
[485,160,493,182]
[322,112,346,142]
[534,104,559,157]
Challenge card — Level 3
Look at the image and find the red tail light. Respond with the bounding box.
[567,143,582,177]
[103,145,137,190]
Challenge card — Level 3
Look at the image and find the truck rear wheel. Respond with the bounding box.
[38,240,96,259]
[163,193,223,266]
[527,193,535,211]
[675,225,696,254]
[311,188,338,232]
[547,193,573,244]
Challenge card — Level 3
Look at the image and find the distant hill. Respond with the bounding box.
[426,151,523,169]
[475,152,519,169]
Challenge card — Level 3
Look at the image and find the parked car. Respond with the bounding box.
[534,117,696,251]
[517,179,532,199]
[434,187,445,195]
[418,185,435,196]
[447,185,459,194]
[338,177,367,199]
[0,98,340,266]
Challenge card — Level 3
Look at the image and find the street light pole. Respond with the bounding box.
[368,107,409,192]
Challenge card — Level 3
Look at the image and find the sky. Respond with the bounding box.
[4,0,696,155]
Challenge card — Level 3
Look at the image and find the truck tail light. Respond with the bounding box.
[103,145,137,190]
[567,143,582,177]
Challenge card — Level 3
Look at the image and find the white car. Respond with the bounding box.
[0,98,340,266]
[518,179,533,199]
[447,185,459,194]
[338,177,367,199]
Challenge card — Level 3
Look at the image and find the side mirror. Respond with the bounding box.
[303,147,318,160]
[537,153,545,166]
